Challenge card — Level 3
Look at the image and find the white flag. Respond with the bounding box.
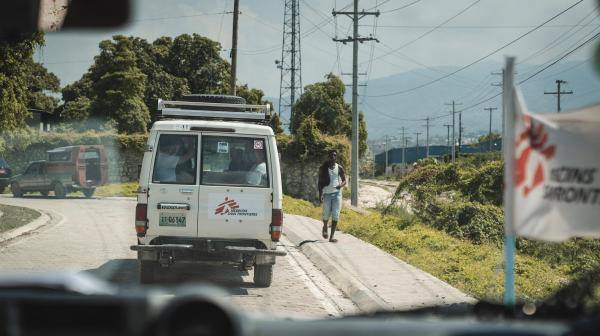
[510,89,600,241]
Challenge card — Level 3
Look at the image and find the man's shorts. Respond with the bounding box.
[322,191,342,221]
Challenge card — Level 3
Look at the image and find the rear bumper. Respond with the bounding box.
[131,237,286,265]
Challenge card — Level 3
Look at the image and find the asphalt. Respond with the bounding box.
[283,214,475,312]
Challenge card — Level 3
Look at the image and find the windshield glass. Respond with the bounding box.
[1,0,600,322]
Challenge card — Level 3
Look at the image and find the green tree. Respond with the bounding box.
[269,113,284,135]
[26,61,60,113]
[0,33,55,130]
[61,96,92,122]
[164,34,230,94]
[90,35,150,133]
[476,132,501,144]
[291,73,368,157]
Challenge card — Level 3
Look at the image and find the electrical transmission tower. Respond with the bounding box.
[277,0,302,128]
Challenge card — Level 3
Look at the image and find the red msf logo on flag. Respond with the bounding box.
[215,197,240,215]
[515,115,556,197]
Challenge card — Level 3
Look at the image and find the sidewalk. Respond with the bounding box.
[283,214,475,312]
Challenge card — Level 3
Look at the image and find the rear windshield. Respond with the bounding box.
[152,134,198,185]
[201,135,269,188]
[48,151,71,162]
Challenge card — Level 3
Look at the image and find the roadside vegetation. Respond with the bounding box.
[283,155,600,303]
[0,204,40,233]
[94,182,138,197]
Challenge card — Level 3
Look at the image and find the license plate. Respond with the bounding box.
[159,213,186,227]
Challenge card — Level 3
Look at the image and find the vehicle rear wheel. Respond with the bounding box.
[140,261,159,284]
[11,183,23,197]
[253,264,273,287]
[40,191,49,197]
[53,183,66,199]
[83,188,95,198]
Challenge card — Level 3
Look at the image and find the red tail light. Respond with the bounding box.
[135,204,148,236]
[270,209,283,242]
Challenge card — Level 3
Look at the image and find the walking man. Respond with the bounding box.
[318,150,347,243]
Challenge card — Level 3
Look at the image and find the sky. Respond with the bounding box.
[38,0,600,140]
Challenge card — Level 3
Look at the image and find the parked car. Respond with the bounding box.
[0,157,11,194]
[11,145,108,198]
[132,95,285,286]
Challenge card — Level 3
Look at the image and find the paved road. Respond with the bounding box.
[0,195,356,318]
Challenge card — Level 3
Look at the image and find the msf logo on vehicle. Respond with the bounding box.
[515,115,556,197]
[215,197,240,215]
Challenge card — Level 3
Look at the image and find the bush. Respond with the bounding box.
[460,160,503,206]
[431,200,504,244]
[277,119,350,169]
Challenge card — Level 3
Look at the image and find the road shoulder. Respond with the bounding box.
[283,214,475,313]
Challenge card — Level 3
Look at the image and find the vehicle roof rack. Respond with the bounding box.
[157,99,271,122]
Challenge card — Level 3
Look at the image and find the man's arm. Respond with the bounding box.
[317,165,324,203]
[337,166,347,189]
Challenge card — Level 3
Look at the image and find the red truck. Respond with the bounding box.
[11,145,109,198]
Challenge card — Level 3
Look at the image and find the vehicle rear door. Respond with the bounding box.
[197,134,273,240]
[146,133,200,237]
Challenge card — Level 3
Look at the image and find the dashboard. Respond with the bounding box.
[0,273,593,336]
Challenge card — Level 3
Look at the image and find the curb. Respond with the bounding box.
[0,208,58,244]
[283,223,390,312]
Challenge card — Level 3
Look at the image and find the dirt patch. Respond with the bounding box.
[0,204,41,233]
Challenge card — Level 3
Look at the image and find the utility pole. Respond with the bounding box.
[400,127,406,171]
[384,135,389,177]
[484,107,498,151]
[423,117,431,158]
[544,79,573,112]
[230,0,240,95]
[445,101,462,163]
[414,132,422,161]
[458,111,463,156]
[443,124,452,157]
[333,1,380,207]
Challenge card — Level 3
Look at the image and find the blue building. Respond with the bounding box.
[375,139,502,167]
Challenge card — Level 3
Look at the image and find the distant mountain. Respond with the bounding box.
[356,60,600,143]
[267,60,600,145]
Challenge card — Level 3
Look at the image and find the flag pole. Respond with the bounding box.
[503,57,516,307]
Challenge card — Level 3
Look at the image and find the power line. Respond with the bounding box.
[359,23,600,29]
[362,101,427,121]
[379,0,424,13]
[518,31,600,84]
[364,0,585,98]
[517,8,600,65]
[130,11,232,23]
[363,0,481,66]
[518,23,600,80]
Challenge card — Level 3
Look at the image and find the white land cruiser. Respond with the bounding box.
[131,95,285,287]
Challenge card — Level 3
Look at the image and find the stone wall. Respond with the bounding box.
[281,160,321,202]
